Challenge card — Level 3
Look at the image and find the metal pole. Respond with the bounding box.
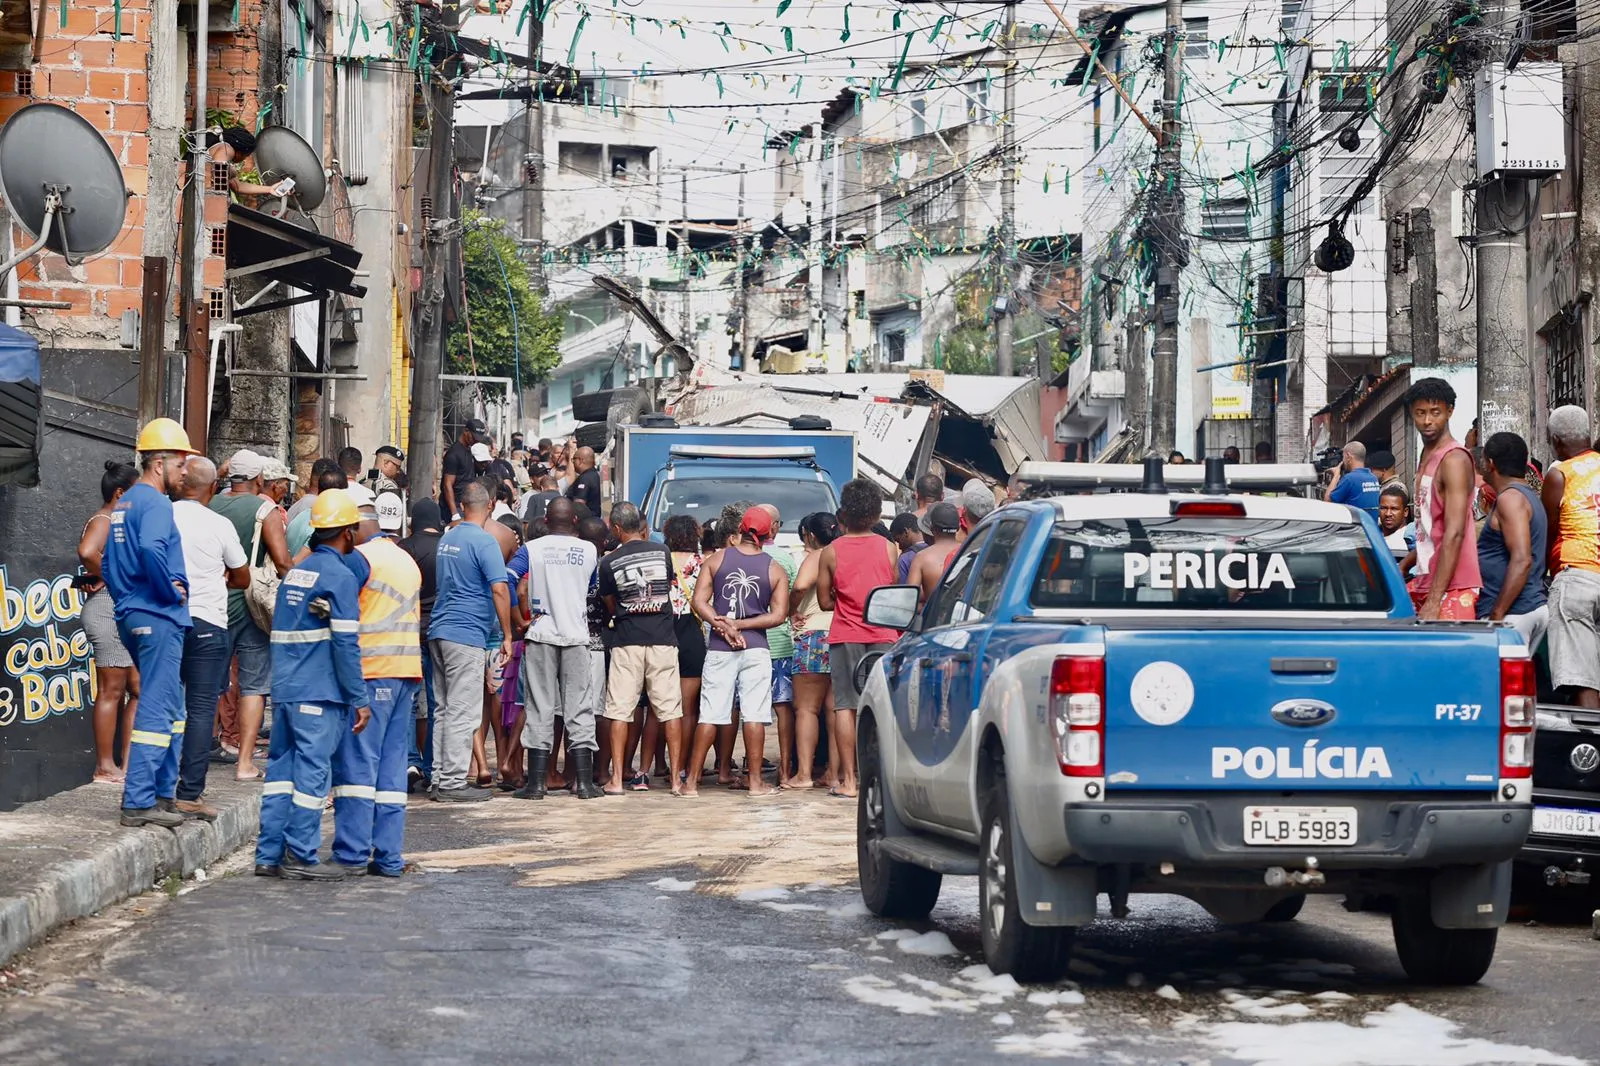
[1473,20,1529,441]
[179,0,211,451]
[522,0,546,296]
[487,233,522,421]
[806,134,823,356]
[680,170,691,354]
[1148,0,1185,456]
[138,256,170,425]
[994,0,1017,376]
[736,163,749,371]
[407,0,461,498]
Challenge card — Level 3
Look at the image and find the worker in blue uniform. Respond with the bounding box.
[255,488,373,882]
[104,418,196,828]
[331,486,424,876]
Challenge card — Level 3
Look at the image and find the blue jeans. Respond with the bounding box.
[177,619,233,801]
[408,647,437,781]
[117,612,188,811]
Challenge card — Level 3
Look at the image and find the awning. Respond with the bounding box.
[226,204,366,299]
[0,322,42,486]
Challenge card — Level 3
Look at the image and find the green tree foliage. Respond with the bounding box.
[446,212,563,382]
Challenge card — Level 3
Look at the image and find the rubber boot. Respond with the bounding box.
[573,748,605,800]
[513,749,549,800]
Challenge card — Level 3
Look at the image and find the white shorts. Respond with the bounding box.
[699,648,773,726]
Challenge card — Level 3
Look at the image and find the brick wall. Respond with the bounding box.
[0,0,152,341]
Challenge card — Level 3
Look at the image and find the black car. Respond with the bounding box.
[1521,697,1600,891]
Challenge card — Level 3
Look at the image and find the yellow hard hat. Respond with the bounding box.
[309,487,361,529]
[135,417,196,455]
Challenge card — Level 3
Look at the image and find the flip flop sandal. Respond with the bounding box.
[827,787,856,799]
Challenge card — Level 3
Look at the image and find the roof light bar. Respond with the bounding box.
[667,445,818,460]
[1016,461,1319,495]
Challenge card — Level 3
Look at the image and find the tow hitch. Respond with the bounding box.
[1544,863,1592,888]
[1265,857,1326,888]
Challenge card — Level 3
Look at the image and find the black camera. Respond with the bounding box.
[1313,447,1343,473]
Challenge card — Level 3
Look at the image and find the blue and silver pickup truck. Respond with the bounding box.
[855,458,1535,985]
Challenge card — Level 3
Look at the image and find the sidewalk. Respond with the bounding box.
[0,776,261,967]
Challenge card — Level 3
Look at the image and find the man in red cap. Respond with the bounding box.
[684,506,790,797]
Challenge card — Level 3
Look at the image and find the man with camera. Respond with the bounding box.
[1323,441,1382,525]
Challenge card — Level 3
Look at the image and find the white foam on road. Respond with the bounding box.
[828,899,872,918]
[1026,989,1087,1008]
[427,1006,471,1018]
[841,975,975,1016]
[1203,1003,1588,1066]
[994,1023,1095,1058]
[761,902,825,913]
[1223,995,1314,1020]
[896,930,961,957]
[962,971,1024,997]
[1155,985,1181,1001]
[876,928,919,941]
[649,877,697,893]
[993,1012,1015,1026]
[897,974,973,1001]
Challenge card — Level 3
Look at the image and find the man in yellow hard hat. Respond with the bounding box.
[104,418,197,828]
[254,487,373,881]
[330,486,423,876]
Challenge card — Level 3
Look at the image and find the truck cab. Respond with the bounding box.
[854,457,1534,986]
[614,422,855,545]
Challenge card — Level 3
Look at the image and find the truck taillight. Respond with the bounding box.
[1500,657,1536,779]
[1050,655,1105,777]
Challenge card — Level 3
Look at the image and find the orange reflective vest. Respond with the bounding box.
[355,536,423,680]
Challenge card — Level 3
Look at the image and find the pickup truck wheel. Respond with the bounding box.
[979,780,1072,982]
[1262,895,1305,923]
[1391,895,1498,985]
[857,726,941,919]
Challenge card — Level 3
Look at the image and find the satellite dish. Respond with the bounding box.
[0,103,127,273]
[254,125,327,214]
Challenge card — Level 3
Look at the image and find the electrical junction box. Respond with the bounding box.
[1475,63,1566,179]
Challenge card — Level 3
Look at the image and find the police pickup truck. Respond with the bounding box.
[855,458,1535,985]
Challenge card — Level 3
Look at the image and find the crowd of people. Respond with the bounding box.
[77,415,1015,881]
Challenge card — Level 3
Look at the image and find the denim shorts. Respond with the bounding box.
[771,655,795,705]
[229,614,272,697]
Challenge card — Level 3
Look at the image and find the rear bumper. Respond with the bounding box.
[1063,798,1531,867]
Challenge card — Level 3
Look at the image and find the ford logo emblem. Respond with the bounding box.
[1571,743,1600,774]
[1271,699,1337,727]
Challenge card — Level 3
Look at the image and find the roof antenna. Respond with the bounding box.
[1139,456,1167,494]
[1202,456,1229,494]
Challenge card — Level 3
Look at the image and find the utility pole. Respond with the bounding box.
[522,0,546,295]
[1409,207,1439,369]
[407,0,462,496]
[994,0,1018,376]
[1148,0,1186,456]
[177,0,211,451]
[679,171,692,358]
[736,164,750,371]
[806,131,824,358]
[1473,3,1531,442]
[139,0,180,425]
[1125,319,1148,448]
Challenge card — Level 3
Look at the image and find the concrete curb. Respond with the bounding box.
[0,779,261,968]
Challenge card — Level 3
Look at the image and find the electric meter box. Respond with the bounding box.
[1475,63,1566,179]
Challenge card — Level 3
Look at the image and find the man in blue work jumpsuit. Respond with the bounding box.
[104,418,196,828]
[254,488,373,881]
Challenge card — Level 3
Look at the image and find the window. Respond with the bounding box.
[967,520,1025,620]
[965,80,992,124]
[1030,517,1392,611]
[924,527,990,628]
[1281,0,1305,34]
[853,290,866,319]
[910,97,927,137]
[600,367,616,391]
[651,478,837,535]
[1183,17,1210,60]
[1545,309,1586,409]
[572,378,586,398]
[885,330,907,364]
[1201,197,1252,240]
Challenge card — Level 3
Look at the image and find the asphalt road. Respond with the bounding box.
[2,787,1598,1066]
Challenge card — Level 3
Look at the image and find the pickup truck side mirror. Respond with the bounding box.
[864,584,919,630]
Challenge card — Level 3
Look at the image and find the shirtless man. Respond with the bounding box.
[908,501,963,606]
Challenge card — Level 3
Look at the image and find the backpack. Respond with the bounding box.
[245,499,282,631]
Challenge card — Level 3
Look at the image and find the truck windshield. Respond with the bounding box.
[1031,517,1392,611]
[654,478,839,534]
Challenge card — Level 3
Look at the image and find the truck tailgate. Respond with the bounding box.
[1101,626,1503,791]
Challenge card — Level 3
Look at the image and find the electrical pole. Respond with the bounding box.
[1125,319,1148,450]
[407,0,462,497]
[736,164,750,372]
[680,171,692,358]
[806,131,824,359]
[1148,0,1185,456]
[522,0,545,296]
[1473,3,1531,443]
[1409,207,1439,369]
[994,0,1018,376]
